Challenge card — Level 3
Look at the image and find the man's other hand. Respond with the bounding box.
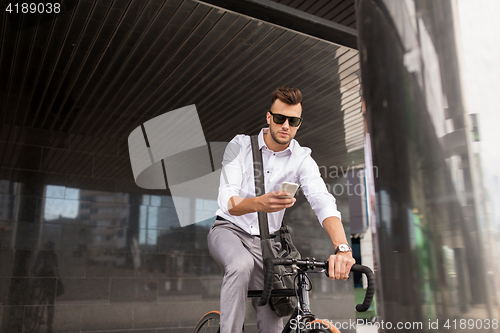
[328,253,355,280]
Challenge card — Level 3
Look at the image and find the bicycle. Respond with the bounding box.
[193,257,375,333]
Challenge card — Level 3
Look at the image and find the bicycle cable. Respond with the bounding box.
[292,267,314,295]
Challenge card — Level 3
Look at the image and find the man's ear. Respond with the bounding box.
[266,112,271,125]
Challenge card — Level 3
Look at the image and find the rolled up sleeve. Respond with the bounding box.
[298,156,341,226]
[217,138,243,215]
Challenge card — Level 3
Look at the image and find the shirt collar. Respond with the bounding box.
[258,128,295,154]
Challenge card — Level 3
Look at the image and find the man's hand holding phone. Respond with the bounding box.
[257,191,296,213]
[228,182,300,215]
[256,182,299,213]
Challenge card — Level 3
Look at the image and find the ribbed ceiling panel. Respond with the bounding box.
[271,0,357,29]
[0,0,363,191]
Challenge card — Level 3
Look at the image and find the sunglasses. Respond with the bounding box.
[269,111,302,127]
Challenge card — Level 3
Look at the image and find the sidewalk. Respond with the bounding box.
[357,323,379,333]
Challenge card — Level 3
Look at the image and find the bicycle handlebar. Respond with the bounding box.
[260,258,375,312]
[349,264,375,312]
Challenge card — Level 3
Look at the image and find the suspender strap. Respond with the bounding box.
[251,135,271,240]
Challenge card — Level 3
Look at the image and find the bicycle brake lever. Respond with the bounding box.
[324,261,330,277]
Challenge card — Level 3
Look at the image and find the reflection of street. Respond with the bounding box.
[48,299,222,332]
[24,282,54,333]
[25,241,61,333]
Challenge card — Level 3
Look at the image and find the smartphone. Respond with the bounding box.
[279,182,299,198]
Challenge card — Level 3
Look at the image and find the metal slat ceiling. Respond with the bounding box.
[0,0,363,192]
[272,0,357,28]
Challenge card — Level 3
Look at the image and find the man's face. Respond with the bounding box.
[267,99,302,146]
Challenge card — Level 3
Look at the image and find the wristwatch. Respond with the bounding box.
[335,243,352,254]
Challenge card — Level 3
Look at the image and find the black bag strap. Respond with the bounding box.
[251,135,271,240]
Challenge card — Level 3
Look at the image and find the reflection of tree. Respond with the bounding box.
[25,241,60,333]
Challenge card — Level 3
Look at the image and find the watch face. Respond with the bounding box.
[338,244,350,252]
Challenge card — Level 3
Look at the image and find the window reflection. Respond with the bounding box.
[139,204,158,247]
[43,186,80,221]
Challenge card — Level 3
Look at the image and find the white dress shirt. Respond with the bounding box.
[215,128,341,235]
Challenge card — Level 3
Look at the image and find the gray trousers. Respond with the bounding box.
[207,219,283,333]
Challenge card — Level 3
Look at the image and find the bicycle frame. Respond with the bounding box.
[283,272,315,333]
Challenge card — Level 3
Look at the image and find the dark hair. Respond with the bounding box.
[271,86,303,107]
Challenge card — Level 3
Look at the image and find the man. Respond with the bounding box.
[207,86,355,332]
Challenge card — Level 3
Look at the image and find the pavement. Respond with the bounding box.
[357,323,379,333]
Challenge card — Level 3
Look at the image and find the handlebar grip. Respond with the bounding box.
[350,264,375,312]
[259,258,275,306]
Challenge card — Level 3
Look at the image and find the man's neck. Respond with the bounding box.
[263,130,289,152]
